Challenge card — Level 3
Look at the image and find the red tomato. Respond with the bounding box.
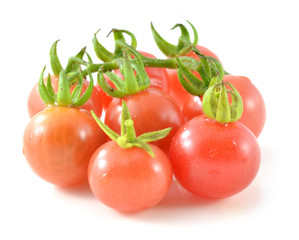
[182,95,204,122]
[27,75,103,118]
[137,51,169,91]
[169,115,261,199]
[223,75,266,137]
[23,106,107,187]
[98,51,169,110]
[105,88,184,155]
[166,45,221,109]
[188,45,221,63]
[88,141,173,212]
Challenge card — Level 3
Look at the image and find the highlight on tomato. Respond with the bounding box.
[169,82,261,199]
[23,68,107,187]
[88,101,173,212]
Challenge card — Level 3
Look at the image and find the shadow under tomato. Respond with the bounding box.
[118,176,262,224]
[54,180,94,199]
[157,180,220,208]
[116,180,221,217]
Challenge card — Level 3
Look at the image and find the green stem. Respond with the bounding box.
[56,70,72,106]
[80,56,197,76]
[142,57,177,68]
[123,51,139,94]
[91,101,172,158]
[67,55,200,87]
[125,119,136,143]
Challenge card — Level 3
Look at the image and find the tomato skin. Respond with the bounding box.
[169,115,261,199]
[182,95,204,122]
[88,141,173,212]
[166,45,221,108]
[27,75,103,118]
[188,45,221,63]
[137,51,169,91]
[104,88,184,154]
[23,106,107,187]
[166,70,201,110]
[223,75,266,137]
[98,51,169,110]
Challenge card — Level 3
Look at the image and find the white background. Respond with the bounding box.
[1,0,298,239]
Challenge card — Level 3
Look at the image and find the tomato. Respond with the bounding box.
[188,45,221,63]
[88,141,173,212]
[98,51,170,110]
[104,88,184,155]
[182,95,204,122]
[136,51,169,91]
[27,75,103,118]
[23,106,107,187]
[166,45,221,109]
[223,75,266,137]
[169,115,261,199]
[181,75,266,137]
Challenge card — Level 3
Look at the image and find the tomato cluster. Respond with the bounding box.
[23,22,265,213]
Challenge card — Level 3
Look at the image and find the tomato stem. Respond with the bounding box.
[123,51,139,95]
[91,101,172,158]
[124,119,136,143]
[56,70,72,106]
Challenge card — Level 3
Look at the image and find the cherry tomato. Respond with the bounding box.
[98,51,169,110]
[23,106,107,187]
[223,75,266,137]
[105,88,184,154]
[182,95,204,122]
[188,45,221,63]
[136,51,169,91]
[88,141,173,212]
[169,115,261,199]
[166,45,221,109]
[27,75,103,118]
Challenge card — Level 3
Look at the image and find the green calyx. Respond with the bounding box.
[93,28,138,62]
[50,40,63,76]
[91,101,172,158]
[151,21,198,57]
[97,49,151,98]
[50,40,86,77]
[92,28,151,98]
[43,40,95,107]
[176,54,224,96]
[202,81,243,123]
[39,67,94,107]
